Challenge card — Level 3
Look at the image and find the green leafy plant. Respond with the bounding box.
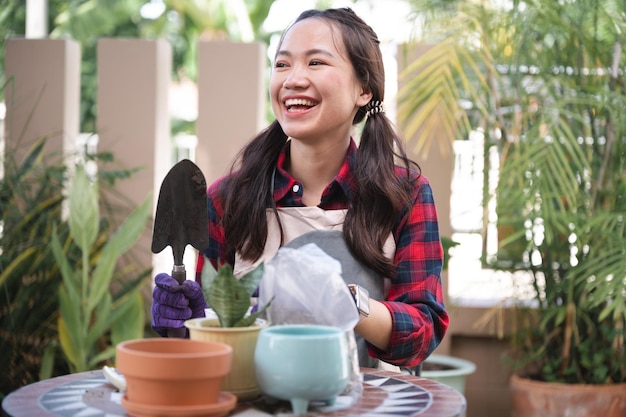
[0,136,152,396]
[401,0,626,385]
[200,261,270,327]
[50,164,151,373]
[0,138,69,396]
[441,236,460,271]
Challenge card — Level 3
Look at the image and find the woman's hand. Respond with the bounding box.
[151,273,208,336]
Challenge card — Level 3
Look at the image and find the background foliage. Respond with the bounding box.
[51,164,151,373]
[401,0,626,384]
[0,138,152,397]
[0,139,69,396]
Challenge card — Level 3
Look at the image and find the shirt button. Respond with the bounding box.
[292,184,300,193]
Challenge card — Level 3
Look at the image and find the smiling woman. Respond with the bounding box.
[151,6,449,375]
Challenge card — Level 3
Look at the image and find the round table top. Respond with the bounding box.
[2,368,466,417]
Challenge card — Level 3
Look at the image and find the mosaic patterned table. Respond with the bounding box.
[2,368,466,417]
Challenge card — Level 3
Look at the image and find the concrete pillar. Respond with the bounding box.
[4,39,80,169]
[397,43,454,354]
[196,41,266,184]
[97,38,172,276]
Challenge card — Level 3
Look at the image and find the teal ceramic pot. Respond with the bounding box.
[254,324,351,415]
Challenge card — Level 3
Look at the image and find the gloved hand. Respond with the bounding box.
[151,273,208,337]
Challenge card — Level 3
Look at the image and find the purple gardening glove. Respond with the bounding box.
[151,273,208,337]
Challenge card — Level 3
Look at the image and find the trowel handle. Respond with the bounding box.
[172,264,187,285]
[167,265,188,339]
[168,327,187,338]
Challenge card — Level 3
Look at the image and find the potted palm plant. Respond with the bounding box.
[399,0,626,415]
[185,261,271,400]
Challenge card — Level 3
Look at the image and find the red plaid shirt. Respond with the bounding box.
[197,139,449,367]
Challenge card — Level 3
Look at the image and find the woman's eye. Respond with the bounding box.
[275,62,288,68]
[310,60,325,66]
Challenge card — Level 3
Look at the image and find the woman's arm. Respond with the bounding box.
[365,176,449,367]
[354,299,392,350]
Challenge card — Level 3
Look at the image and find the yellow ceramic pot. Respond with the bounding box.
[185,317,269,400]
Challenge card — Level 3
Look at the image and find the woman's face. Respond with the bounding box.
[270,18,372,144]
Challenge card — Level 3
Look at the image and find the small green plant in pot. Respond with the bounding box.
[185,260,271,400]
[200,262,270,327]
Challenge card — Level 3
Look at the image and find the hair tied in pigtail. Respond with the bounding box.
[365,100,385,117]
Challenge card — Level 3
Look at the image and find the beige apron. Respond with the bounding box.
[234,206,395,368]
[235,207,395,276]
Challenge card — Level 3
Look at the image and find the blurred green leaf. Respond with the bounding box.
[87,195,151,312]
[68,166,99,253]
[111,291,145,347]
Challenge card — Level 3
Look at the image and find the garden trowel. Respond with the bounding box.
[152,159,210,337]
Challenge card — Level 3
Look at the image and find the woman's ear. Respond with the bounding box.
[357,88,373,108]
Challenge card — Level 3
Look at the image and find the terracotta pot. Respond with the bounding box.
[186,317,268,400]
[116,338,233,407]
[510,374,626,417]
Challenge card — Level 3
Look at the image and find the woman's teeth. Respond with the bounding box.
[285,98,317,112]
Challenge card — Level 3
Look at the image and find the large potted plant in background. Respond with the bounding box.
[399,0,625,415]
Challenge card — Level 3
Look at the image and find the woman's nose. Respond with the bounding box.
[282,66,309,89]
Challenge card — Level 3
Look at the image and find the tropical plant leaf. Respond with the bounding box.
[235,314,262,328]
[68,165,99,253]
[86,292,113,349]
[0,247,37,287]
[208,266,251,328]
[57,310,81,372]
[39,343,57,381]
[201,261,268,328]
[88,346,117,369]
[50,226,80,303]
[87,195,151,312]
[110,267,151,304]
[111,291,145,347]
[235,301,272,328]
[239,263,264,296]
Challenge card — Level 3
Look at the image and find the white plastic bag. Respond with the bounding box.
[258,243,359,329]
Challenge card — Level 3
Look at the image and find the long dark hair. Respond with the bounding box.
[222,7,420,278]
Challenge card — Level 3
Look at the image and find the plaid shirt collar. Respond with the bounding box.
[272,138,358,207]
